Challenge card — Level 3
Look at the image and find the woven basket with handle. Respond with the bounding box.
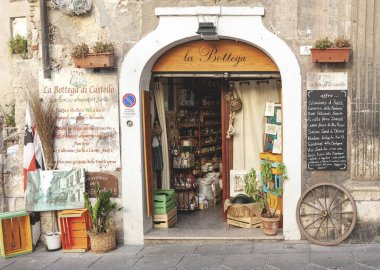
[88,230,116,253]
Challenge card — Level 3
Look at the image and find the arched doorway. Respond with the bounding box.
[119,6,301,244]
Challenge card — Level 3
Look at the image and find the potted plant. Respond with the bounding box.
[260,160,287,235]
[72,41,115,68]
[310,36,351,63]
[8,35,28,59]
[243,161,287,235]
[84,182,121,253]
[45,212,61,251]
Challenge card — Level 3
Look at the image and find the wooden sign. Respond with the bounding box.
[307,90,347,171]
[85,172,118,198]
[152,39,279,72]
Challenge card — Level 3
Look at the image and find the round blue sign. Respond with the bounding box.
[122,93,136,108]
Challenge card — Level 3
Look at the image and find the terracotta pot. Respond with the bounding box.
[261,215,280,236]
[310,48,351,63]
[72,52,115,68]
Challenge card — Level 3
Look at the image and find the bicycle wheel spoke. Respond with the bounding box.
[324,185,327,209]
[310,188,326,210]
[330,198,349,212]
[305,216,324,229]
[329,217,341,237]
[300,213,321,217]
[302,201,323,211]
[331,211,353,215]
[328,188,339,211]
[326,218,328,241]
[313,218,325,238]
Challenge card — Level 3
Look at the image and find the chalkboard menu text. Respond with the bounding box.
[307,90,347,170]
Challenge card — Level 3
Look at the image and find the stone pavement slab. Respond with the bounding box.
[46,256,101,270]
[91,255,142,270]
[2,255,59,270]
[354,251,380,269]
[0,256,17,269]
[195,243,253,255]
[309,252,355,269]
[254,242,309,254]
[138,244,197,255]
[221,254,267,270]
[133,253,184,270]
[178,254,225,270]
[266,253,309,270]
[309,244,366,253]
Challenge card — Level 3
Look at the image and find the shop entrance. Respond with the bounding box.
[119,6,302,244]
[145,74,283,240]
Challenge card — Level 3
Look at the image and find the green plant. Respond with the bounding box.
[0,103,15,127]
[5,104,15,127]
[84,182,121,234]
[334,35,350,48]
[245,160,287,218]
[243,168,260,202]
[314,37,333,49]
[72,43,90,58]
[8,35,28,58]
[92,41,115,54]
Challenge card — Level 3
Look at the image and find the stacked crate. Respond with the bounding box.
[153,189,177,228]
[0,211,32,258]
[58,209,91,252]
[260,152,283,220]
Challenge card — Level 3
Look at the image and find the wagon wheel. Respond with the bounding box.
[296,183,357,246]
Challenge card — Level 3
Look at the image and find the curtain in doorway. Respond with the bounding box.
[233,80,281,170]
[153,81,171,189]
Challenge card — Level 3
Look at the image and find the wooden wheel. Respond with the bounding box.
[296,183,357,246]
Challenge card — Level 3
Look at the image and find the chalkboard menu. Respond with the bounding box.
[307,90,347,170]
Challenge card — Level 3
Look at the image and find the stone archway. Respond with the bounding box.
[119,6,302,244]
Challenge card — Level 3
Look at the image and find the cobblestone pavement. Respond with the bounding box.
[1,242,380,270]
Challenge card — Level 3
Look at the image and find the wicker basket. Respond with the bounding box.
[227,203,257,218]
[88,230,116,253]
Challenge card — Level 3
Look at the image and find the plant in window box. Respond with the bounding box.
[84,182,121,253]
[310,36,351,63]
[8,35,29,59]
[71,41,115,68]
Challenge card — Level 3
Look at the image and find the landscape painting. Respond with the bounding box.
[25,169,85,211]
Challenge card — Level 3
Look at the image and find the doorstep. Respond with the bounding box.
[144,227,283,244]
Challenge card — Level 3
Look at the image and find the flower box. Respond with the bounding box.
[310,48,351,63]
[72,52,115,68]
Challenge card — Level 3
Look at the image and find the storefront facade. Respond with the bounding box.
[2,1,380,246]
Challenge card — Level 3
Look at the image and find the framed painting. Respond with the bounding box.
[25,169,85,211]
[229,170,248,197]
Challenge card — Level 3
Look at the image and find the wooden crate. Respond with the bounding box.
[154,189,176,214]
[227,214,262,229]
[0,211,32,258]
[59,209,91,252]
[153,207,177,228]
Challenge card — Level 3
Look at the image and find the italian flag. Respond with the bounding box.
[23,107,43,191]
